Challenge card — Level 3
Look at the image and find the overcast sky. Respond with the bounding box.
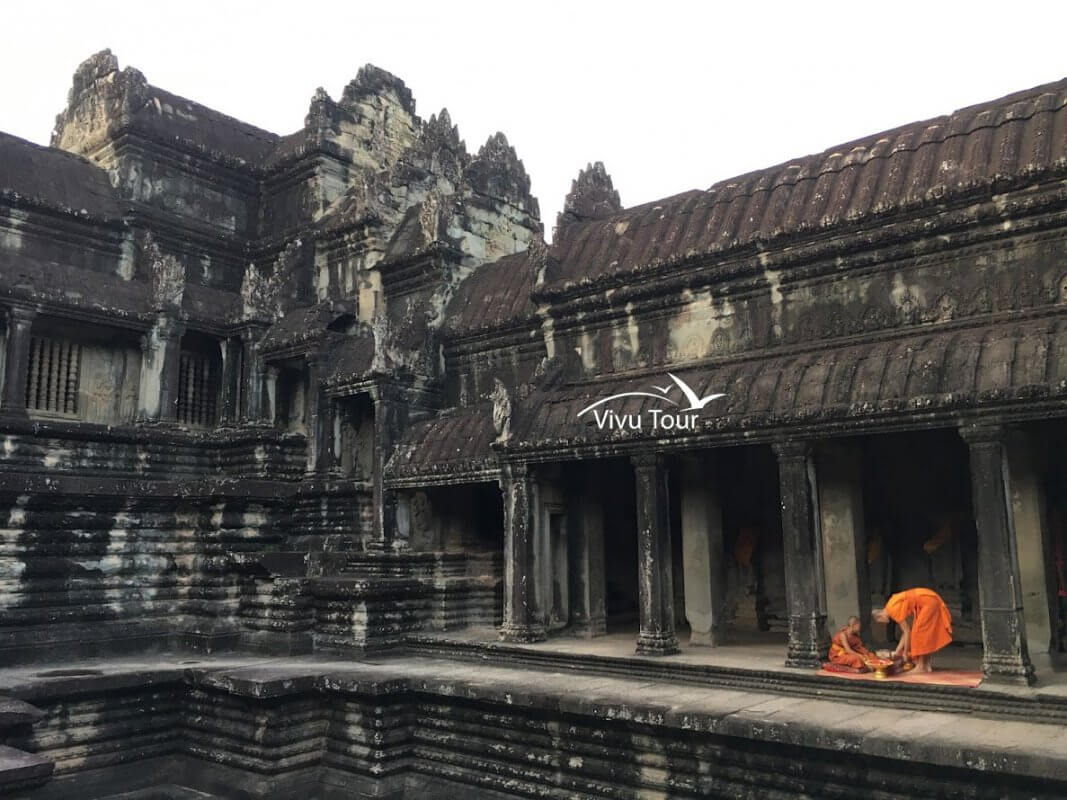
[4,2,1067,238]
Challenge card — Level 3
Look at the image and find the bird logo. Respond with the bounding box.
[577,373,724,417]
[665,372,725,410]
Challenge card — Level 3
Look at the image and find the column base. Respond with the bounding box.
[635,631,680,656]
[785,614,829,668]
[499,624,547,644]
[569,615,607,639]
[688,629,721,647]
[982,652,1037,686]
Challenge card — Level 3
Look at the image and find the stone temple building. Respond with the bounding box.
[0,49,1066,797]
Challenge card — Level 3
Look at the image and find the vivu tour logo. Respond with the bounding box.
[578,373,725,432]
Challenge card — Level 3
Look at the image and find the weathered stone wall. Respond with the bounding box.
[0,426,305,479]
[0,206,128,278]
[543,219,1067,382]
[443,332,545,408]
[0,494,287,663]
[8,666,1067,800]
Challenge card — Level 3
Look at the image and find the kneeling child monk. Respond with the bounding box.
[828,615,872,669]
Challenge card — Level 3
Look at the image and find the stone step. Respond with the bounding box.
[0,696,45,728]
[0,743,53,793]
[95,787,218,799]
[407,635,1067,726]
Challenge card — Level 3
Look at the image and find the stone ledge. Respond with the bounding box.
[405,634,1067,725]
[6,655,1067,797]
[0,697,44,727]
[0,744,54,793]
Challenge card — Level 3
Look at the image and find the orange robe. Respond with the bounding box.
[884,588,953,657]
[828,628,871,669]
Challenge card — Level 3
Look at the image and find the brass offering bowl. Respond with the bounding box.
[864,656,894,679]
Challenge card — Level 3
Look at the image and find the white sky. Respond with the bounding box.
[4,1,1067,238]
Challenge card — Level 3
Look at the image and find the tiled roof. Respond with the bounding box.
[386,403,498,482]
[443,250,539,337]
[508,319,1067,448]
[0,132,122,218]
[258,303,356,355]
[545,77,1067,289]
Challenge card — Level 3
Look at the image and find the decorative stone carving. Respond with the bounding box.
[240,238,308,322]
[557,161,622,231]
[403,109,469,185]
[142,232,185,312]
[490,378,512,442]
[240,263,275,322]
[464,133,539,217]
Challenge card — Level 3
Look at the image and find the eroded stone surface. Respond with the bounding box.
[2,49,1067,798]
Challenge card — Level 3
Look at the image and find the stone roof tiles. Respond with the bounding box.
[443,249,540,337]
[545,77,1067,290]
[386,403,498,483]
[0,132,122,219]
[506,318,1067,451]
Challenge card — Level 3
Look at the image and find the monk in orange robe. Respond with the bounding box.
[873,588,952,673]
[828,615,872,669]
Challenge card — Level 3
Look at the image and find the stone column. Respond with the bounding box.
[238,326,268,424]
[1007,430,1056,662]
[568,468,607,637]
[260,366,277,425]
[217,337,241,426]
[816,443,870,638]
[631,453,680,656]
[960,424,1036,684]
[137,313,183,423]
[1,306,36,415]
[304,354,323,474]
[773,440,830,668]
[315,395,339,475]
[500,462,546,642]
[368,383,404,550]
[679,456,727,646]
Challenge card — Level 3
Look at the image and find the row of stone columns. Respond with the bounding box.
[499,424,1045,684]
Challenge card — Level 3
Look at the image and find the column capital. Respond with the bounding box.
[5,305,37,326]
[958,422,1007,446]
[772,439,812,460]
[501,460,534,483]
[630,452,664,471]
[154,312,184,341]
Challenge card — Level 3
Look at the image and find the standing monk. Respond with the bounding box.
[873,588,952,673]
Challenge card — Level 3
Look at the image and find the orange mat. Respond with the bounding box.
[816,668,983,688]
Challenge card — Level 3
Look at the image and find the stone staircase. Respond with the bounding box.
[0,697,52,794]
